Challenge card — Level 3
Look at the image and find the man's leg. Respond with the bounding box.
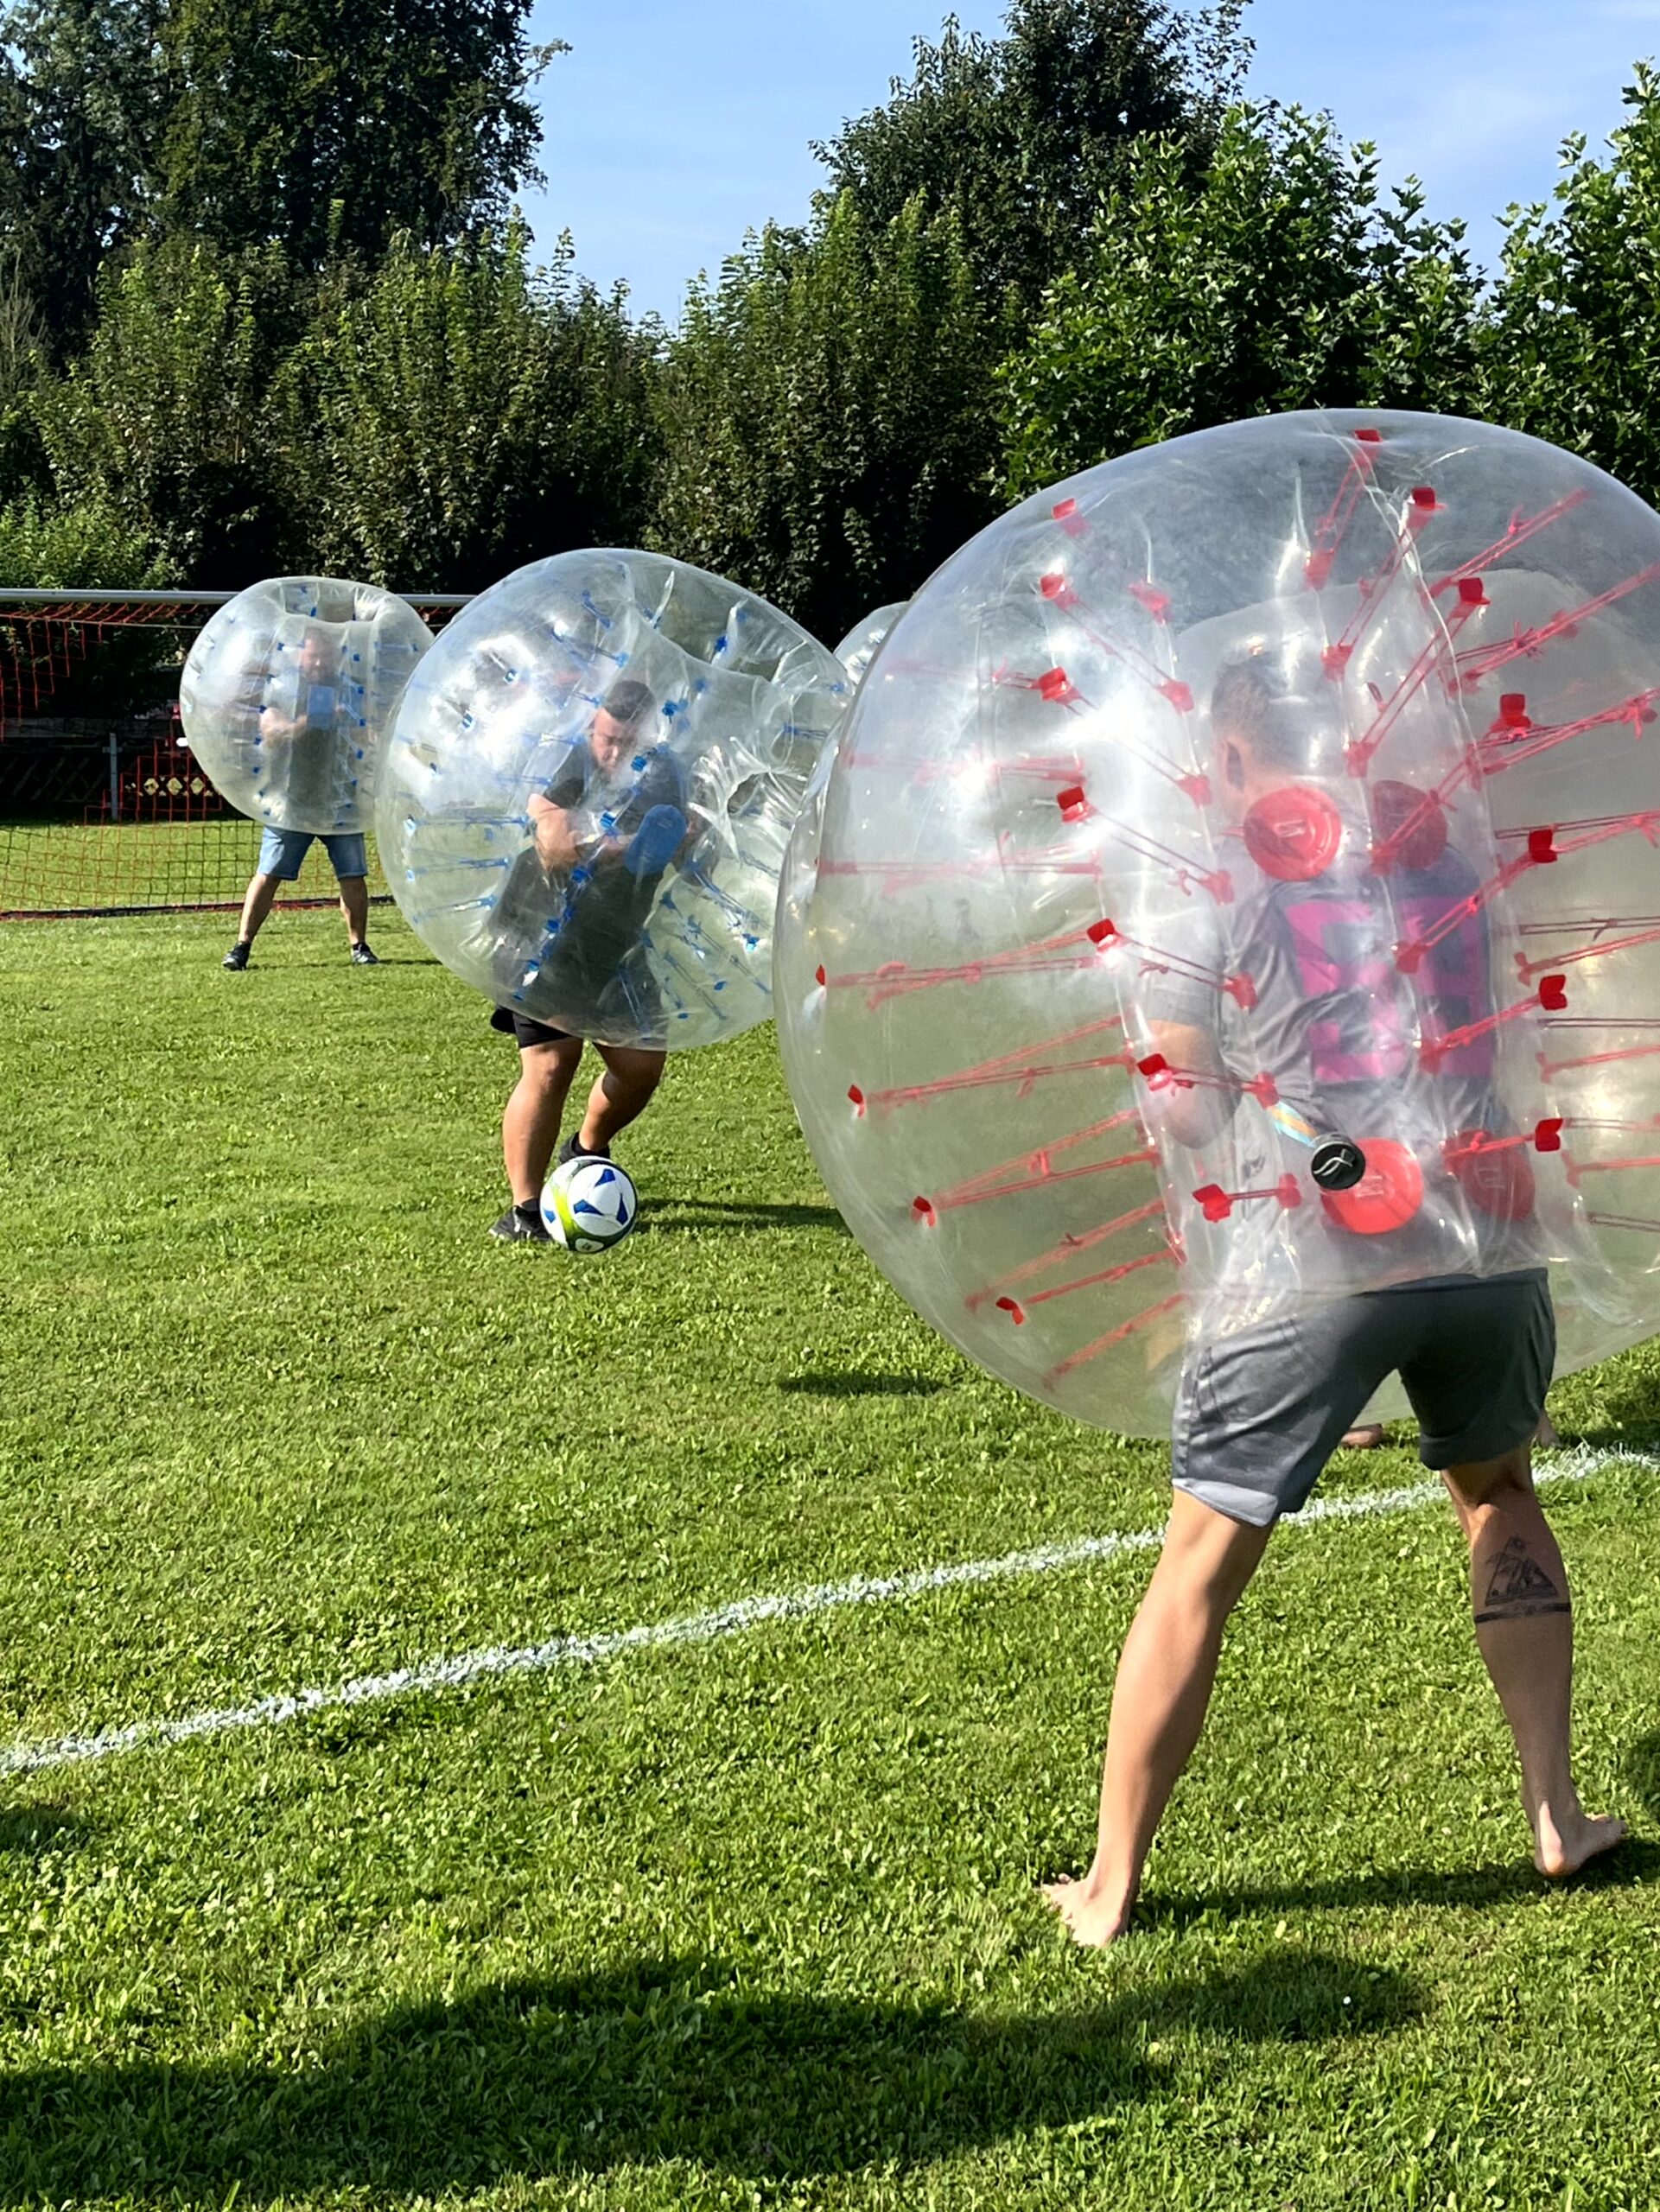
[235,871,283,947]
[579,1045,667,1154]
[337,874,371,949]
[1044,1491,1274,1947]
[1442,1444,1625,1877]
[503,1037,583,1206]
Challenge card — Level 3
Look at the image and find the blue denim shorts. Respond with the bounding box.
[257,827,369,881]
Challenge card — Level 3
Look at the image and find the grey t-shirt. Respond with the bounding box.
[1136,842,1542,1304]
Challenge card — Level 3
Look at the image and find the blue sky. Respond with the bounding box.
[518,0,1660,321]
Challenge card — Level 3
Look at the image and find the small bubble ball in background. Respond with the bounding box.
[378,548,848,1051]
[777,410,1660,1438]
[179,577,435,835]
[833,602,909,690]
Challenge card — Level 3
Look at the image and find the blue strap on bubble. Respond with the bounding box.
[622,804,687,878]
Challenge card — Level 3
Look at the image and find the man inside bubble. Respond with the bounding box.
[487,676,698,1242]
[1043,655,1623,1947]
[222,626,378,970]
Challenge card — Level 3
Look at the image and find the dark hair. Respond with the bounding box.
[1210,656,1335,775]
[601,677,656,728]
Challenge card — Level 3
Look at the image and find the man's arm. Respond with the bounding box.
[528,790,588,872]
[1142,1017,1236,1150]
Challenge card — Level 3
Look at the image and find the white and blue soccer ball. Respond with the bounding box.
[539,1157,639,1254]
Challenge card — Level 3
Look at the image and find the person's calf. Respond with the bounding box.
[1445,1451,1626,1877]
[1041,1493,1272,1947]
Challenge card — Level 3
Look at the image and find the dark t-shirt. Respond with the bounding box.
[495,740,689,980]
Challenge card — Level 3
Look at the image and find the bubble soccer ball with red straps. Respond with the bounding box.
[775,410,1660,1438]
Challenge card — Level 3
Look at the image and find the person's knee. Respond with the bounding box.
[1154,1491,1272,1617]
[1443,1445,1536,1525]
[515,1040,580,1100]
[599,1047,665,1100]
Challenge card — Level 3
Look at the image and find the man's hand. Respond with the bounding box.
[529,792,585,873]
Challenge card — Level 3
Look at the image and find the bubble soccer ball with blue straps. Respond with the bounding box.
[378,549,849,1051]
[777,410,1660,1438]
[180,578,434,835]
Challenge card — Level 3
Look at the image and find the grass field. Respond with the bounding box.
[1,901,1657,2212]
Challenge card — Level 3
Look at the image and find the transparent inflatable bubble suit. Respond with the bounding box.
[834,602,909,690]
[179,578,435,835]
[777,410,1660,1439]
[378,549,849,1049]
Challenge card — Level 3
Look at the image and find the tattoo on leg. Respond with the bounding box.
[1473,1535,1572,1624]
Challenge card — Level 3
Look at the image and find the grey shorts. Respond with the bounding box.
[1173,1272,1555,1528]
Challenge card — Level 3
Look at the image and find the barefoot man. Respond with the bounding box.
[1045,660,1625,1946]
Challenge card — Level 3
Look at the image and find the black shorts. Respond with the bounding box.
[489,1006,575,1050]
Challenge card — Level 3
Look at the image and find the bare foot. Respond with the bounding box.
[1341,1423,1385,1449]
[1040,1874,1134,1947]
[1532,1805,1628,1878]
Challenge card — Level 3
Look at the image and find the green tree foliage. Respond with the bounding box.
[998,104,1480,499]
[814,0,1251,306]
[0,0,165,352]
[651,192,994,641]
[0,491,165,584]
[33,237,296,580]
[157,0,563,270]
[1477,64,1660,502]
[0,245,50,504]
[279,229,659,588]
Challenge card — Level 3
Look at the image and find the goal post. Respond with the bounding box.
[0,588,467,919]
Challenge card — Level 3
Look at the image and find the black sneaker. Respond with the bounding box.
[350,942,379,966]
[490,1204,550,1243]
[557,1133,612,1166]
[223,940,251,970]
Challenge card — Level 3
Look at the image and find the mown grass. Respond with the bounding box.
[0,903,1656,2211]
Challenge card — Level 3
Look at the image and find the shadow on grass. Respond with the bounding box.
[0,1805,83,1855]
[1626,1731,1660,1821]
[1135,1835,1660,1930]
[779,1371,948,1398]
[0,1950,1419,2195]
[639,1198,849,1236]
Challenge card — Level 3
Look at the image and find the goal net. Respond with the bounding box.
[0,590,466,918]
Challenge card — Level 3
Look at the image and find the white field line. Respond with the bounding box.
[2,1444,1654,1782]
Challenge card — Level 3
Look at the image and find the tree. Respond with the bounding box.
[33,236,296,580]
[278,227,660,588]
[997,103,1480,499]
[651,191,995,643]
[156,0,563,269]
[1478,64,1660,504]
[814,0,1251,306]
[0,0,165,352]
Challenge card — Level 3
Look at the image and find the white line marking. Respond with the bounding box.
[2,1445,1652,1781]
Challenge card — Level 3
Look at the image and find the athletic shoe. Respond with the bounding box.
[490,1205,550,1243]
[223,940,251,970]
[350,942,379,965]
[557,1133,612,1166]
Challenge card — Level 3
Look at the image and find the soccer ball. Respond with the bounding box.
[539,1157,639,1253]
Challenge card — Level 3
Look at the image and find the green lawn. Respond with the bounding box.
[0,903,1656,2211]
